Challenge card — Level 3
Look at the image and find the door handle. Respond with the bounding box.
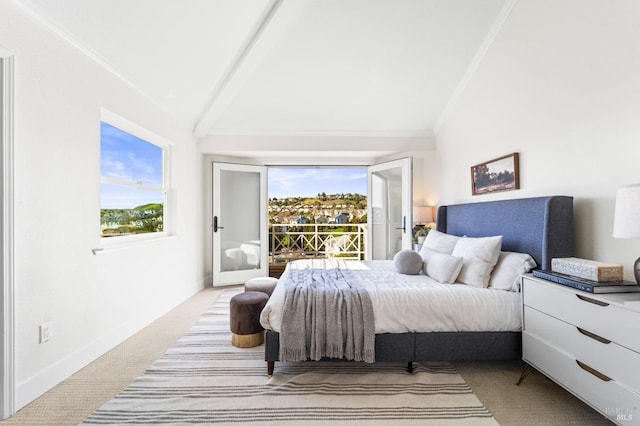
[395,216,406,232]
[213,216,224,233]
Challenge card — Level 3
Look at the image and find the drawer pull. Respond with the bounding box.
[576,360,612,382]
[576,294,609,307]
[577,327,611,344]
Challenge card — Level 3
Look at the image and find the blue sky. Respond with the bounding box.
[100,124,366,207]
[100,122,164,209]
[268,167,367,199]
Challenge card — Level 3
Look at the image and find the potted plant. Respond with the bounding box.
[414,227,430,244]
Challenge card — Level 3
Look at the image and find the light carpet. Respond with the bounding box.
[81,290,498,425]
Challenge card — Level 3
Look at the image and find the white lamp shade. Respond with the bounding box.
[613,184,640,239]
[413,206,433,224]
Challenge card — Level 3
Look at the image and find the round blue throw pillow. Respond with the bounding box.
[393,249,423,275]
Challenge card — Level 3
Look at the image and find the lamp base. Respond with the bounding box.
[635,257,640,285]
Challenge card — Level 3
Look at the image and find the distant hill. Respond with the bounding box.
[134,203,163,211]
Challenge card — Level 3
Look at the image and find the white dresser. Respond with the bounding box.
[521,274,640,425]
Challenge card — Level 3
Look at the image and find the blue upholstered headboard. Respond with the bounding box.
[436,196,574,271]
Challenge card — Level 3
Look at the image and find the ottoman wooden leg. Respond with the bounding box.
[231,331,264,348]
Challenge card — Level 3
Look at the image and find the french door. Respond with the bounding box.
[212,158,411,282]
[367,158,412,260]
[212,162,268,286]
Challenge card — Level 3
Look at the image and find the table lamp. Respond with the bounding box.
[613,184,640,284]
[412,205,433,226]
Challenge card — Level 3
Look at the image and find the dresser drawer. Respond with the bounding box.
[524,306,640,392]
[522,277,640,353]
[524,332,640,425]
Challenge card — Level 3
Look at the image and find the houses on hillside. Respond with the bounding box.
[268,195,367,225]
[283,212,357,225]
[270,209,366,225]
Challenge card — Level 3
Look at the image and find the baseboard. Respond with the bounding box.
[15,286,202,410]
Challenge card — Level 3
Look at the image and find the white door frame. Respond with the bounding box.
[0,48,16,418]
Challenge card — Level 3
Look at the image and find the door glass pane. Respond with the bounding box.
[370,166,403,260]
[370,173,387,259]
[220,170,261,272]
[387,167,403,257]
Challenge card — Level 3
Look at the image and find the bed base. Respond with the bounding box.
[266,359,414,376]
[265,330,522,375]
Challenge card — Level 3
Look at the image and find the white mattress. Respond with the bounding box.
[260,259,522,334]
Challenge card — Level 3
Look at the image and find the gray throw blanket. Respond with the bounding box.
[279,261,375,363]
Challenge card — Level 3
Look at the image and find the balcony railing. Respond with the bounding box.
[269,223,367,264]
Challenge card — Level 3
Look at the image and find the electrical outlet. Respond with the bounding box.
[39,322,52,343]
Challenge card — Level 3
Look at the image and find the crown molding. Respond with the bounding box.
[10,0,191,130]
[12,1,143,97]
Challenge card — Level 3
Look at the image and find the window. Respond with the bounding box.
[100,110,168,239]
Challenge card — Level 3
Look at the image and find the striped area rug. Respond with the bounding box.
[82,290,498,425]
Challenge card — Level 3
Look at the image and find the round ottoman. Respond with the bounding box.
[244,277,278,297]
[229,291,269,348]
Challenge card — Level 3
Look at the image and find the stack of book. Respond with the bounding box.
[532,269,640,293]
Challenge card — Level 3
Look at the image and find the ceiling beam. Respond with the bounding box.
[433,0,518,135]
[194,0,311,138]
[194,0,285,137]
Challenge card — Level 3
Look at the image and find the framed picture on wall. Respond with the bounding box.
[471,152,520,195]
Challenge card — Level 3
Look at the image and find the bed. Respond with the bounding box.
[261,195,574,375]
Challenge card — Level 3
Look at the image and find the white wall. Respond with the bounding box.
[436,0,640,279]
[1,2,205,409]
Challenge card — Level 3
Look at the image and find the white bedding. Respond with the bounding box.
[260,259,522,334]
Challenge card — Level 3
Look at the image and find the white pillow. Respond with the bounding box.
[393,249,423,275]
[451,235,503,288]
[423,249,464,284]
[489,251,537,291]
[419,229,461,257]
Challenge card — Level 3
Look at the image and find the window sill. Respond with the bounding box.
[92,235,177,255]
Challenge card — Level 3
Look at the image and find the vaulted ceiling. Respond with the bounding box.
[17,0,512,159]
